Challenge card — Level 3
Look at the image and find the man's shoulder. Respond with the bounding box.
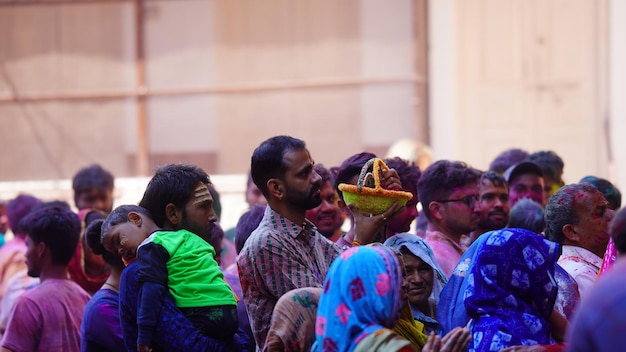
[424,231,457,250]
[28,279,89,299]
[423,230,444,241]
[0,242,26,262]
[240,223,285,253]
[559,246,602,268]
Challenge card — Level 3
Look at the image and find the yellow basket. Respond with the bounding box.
[338,158,413,215]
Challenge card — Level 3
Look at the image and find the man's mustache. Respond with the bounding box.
[310,183,321,195]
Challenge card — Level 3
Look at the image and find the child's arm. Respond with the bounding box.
[136,241,171,349]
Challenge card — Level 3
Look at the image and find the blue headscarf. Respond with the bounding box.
[384,233,447,304]
[312,246,403,352]
[463,228,559,351]
[385,234,447,335]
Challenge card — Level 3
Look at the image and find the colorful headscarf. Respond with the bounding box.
[68,208,110,295]
[463,228,559,351]
[264,287,321,352]
[384,233,447,304]
[312,246,403,352]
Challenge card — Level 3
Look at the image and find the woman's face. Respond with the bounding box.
[401,253,434,307]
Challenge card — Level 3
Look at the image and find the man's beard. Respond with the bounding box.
[478,212,508,231]
[180,212,212,243]
[285,183,322,210]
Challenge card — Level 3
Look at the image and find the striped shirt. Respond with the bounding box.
[237,206,344,350]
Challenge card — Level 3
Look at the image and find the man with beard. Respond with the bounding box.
[116,164,248,351]
[305,164,345,242]
[463,171,510,246]
[417,160,481,278]
[237,136,402,349]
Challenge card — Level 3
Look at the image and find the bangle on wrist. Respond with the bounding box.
[351,240,361,246]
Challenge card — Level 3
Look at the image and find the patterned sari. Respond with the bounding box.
[264,287,321,352]
[312,246,411,352]
[463,228,559,351]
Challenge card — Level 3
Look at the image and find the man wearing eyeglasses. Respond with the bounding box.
[417,160,482,278]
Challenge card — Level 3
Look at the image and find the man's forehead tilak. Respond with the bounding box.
[193,184,212,205]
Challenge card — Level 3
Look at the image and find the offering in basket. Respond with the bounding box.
[338,158,413,215]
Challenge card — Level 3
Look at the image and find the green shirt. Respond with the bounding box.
[138,229,236,308]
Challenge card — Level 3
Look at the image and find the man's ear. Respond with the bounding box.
[267,179,284,201]
[36,241,46,259]
[165,203,180,226]
[562,224,580,243]
[429,202,444,221]
[128,212,142,226]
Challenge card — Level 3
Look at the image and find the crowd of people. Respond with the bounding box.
[0,136,623,352]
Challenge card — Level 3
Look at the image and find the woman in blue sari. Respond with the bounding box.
[462,228,560,351]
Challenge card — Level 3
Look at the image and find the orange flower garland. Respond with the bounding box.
[338,158,413,215]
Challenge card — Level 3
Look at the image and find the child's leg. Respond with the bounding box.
[181,305,238,340]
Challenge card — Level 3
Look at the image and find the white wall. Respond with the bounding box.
[610,0,626,192]
[428,0,457,160]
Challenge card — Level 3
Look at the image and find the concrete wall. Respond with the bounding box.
[0,0,425,182]
[1,0,623,199]
[430,0,616,189]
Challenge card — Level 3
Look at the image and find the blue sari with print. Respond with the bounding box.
[463,229,559,351]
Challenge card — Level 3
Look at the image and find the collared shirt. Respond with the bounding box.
[567,259,626,352]
[237,206,343,350]
[557,245,602,299]
[423,230,465,278]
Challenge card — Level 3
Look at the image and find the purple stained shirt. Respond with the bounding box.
[224,264,256,351]
[1,279,90,352]
[423,230,465,278]
[80,287,125,352]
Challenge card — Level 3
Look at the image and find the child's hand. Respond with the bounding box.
[137,344,153,352]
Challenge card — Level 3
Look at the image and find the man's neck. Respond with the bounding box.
[468,228,490,244]
[38,265,69,283]
[427,222,462,244]
[269,201,306,226]
[325,229,343,242]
